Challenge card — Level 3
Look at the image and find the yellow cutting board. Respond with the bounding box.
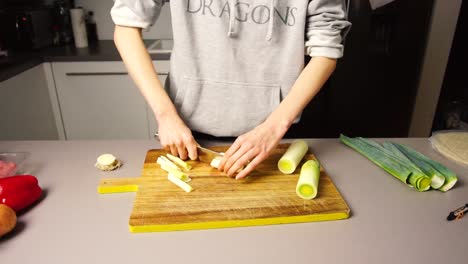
[98,144,350,232]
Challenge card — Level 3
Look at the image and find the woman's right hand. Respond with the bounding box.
[157,114,198,161]
[113,25,197,160]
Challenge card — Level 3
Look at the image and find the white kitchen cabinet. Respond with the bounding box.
[0,64,59,140]
[51,61,169,140]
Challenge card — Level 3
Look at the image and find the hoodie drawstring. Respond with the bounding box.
[228,0,275,41]
[228,0,237,37]
[266,0,275,41]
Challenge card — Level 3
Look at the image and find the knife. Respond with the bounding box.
[197,145,224,164]
[153,133,224,164]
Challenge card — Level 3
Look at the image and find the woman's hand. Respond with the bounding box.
[218,119,289,179]
[157,114,198,161]
[218,57,336,179]
[113,25,198,161]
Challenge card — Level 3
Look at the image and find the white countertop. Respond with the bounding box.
[0,138,466,263]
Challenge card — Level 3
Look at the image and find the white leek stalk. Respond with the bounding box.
[296,160,320,199]
[157,156,180,171]
[166,153,192,171]
[278,140,309,174]
[158,161,190,182]
[168,173,193,192]
[210,156,223,169]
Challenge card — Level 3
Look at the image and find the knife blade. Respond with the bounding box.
[197,145,224,164]
[154,133,224,164]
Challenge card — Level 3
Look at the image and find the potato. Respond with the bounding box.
[0,204,17,237]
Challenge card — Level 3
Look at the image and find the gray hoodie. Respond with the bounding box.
[111,0,351,136]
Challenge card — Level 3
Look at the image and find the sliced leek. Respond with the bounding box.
[97,154,117,166]
[166,153,192,171]
[95,153,122,171]
[278,140,309,174]
[210,156,222,169]
[159,162,190,182]
[157,156,180,171]
[168,173,193,192]
[296,160,320,200]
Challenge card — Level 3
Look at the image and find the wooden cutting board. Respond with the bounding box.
[98,144,350,232]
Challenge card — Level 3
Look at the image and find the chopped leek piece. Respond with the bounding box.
[168,173,193,192]
[166,153,192,171]
[296,160,320,200]
[157,156,180,171]
[278,140,309,174]
[159,163,190,182]
[95,153,122,171]
[210,156,222,169]
[97,154,117,166]
[393,143,457,191]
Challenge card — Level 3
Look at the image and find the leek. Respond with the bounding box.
[384,142,444,189]
[95,153,122,171]
[278,140,309,174]
[97,154,117,166]
[168,173,193,193]
[354,137,431,191]
[296,160,320,200]
[166,153,192,171]
[210,156,222,169]
[382,142,416,164]
[158,159,191,182]
[340,135,430,191]
[393,143,457,192]
[157,156,180,171]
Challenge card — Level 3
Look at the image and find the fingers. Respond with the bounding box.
[235,154,265,180]
[220,131,278,179]
[218,140,241,171]
[187,138,198,161]
[169,145,178,157]
[226,148,257,177]
[159,131,197,160]
[223,145,252,177]
[176,142,188,160]
[220,135,259,178]
[160,137,179,157]
[163,145,171,153]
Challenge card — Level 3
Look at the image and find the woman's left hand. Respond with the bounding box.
[218,119,289,179]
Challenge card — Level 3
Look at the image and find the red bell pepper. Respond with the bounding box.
[0,175,42,212]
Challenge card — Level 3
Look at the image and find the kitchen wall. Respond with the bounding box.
[409,0,463,136]
[47,0,173,40]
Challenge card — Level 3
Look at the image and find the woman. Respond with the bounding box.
[111,0,351,179]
